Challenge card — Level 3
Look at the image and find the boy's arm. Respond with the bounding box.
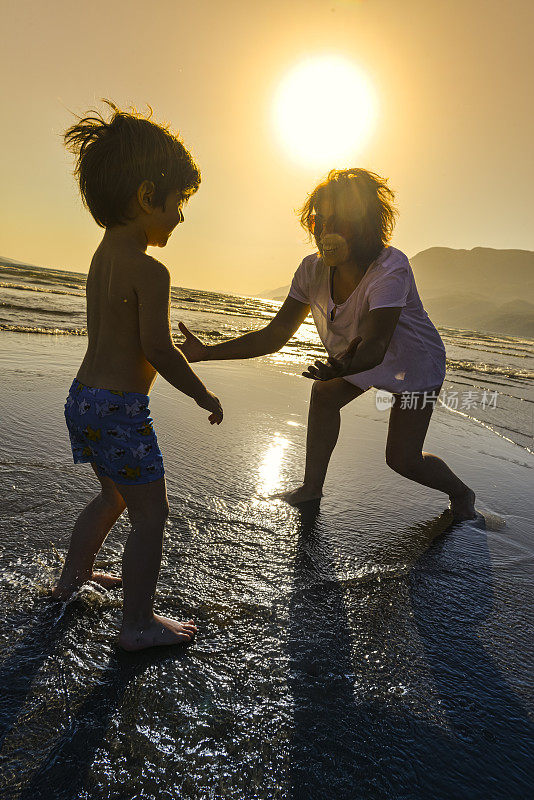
[134,259,222,422]
[179,295,310,362]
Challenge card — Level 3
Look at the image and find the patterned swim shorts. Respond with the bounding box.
[64,378,165,485]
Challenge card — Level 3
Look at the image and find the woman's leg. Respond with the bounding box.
[52,464,126,599]
[281,378,366,505]
[385,392,476,520]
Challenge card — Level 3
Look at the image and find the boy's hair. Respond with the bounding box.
[64,99,201,228]
[299,168,398,268]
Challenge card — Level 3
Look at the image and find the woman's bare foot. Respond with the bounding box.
[449,487,477,521]
[51,572,122,601]
[90,572,123,590]
[119,615,197,652]
[274,484,322,506]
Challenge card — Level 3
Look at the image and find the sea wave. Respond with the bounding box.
[2,319,533,386]
[437,325,534,352]
[0,263,86,285]
[0,281,85,297]
[448,344,534,359]
[0,323,87,335]
[0,302,80,316]
[439,333,534,359]
[445,358,534,381]
[170,300,278,322]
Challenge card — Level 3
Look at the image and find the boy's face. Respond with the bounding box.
[147,190,185,247]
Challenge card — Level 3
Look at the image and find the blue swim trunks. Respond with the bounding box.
[64,378,165,485]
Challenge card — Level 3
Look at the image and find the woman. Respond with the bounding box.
[180,168,476,521]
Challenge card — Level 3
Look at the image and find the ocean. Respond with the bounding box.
[1,258,533,799]
[1,259,532,452]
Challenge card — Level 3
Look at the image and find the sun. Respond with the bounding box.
[273,56,377,168]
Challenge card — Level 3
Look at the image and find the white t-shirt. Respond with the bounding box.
[288,246,446,393]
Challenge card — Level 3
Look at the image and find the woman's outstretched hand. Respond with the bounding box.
[302,336,362,380]
[178,322,208,363]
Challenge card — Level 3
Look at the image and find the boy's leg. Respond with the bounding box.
[280,378,366,505]
[113,476,197,651]
[52,464,126,600]
[385,394,476,521]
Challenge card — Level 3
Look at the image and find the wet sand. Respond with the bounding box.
[1,331,533,799]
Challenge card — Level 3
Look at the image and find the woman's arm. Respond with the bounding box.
[303,306,402,380]
[179,296,310,362]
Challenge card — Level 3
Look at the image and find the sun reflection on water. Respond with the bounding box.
[256,433,291,496]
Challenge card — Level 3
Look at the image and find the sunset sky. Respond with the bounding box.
[1,0,532,295]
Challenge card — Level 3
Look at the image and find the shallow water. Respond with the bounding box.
[1,260,533,451]
[1,336,533,799]
[1,479,533,798]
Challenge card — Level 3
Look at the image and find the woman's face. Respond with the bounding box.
[313,196,352,268]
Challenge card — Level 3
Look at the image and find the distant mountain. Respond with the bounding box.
[422,293,534,338]
[0,255,39,268]
[256,285,290,302]
[257,247,534,338]
[410,247,534,304]
[412,247,534,338]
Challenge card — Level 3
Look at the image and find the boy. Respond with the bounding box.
[53,101,223,651]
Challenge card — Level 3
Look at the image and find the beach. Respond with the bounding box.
[2,0,533,794]
[1,328,533,799]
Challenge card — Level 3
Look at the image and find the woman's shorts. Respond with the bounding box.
[64,378,165,486]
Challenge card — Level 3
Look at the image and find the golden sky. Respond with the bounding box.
[1,0,532,294]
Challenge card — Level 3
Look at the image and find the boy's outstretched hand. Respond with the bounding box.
[178,322,208,362]
[302,336,362,381]
[195,388,223,425]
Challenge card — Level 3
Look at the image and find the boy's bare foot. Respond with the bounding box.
[449,487,477,521]
[119,615,197,652]
[274,485,322,506]
[51,572,122,601]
